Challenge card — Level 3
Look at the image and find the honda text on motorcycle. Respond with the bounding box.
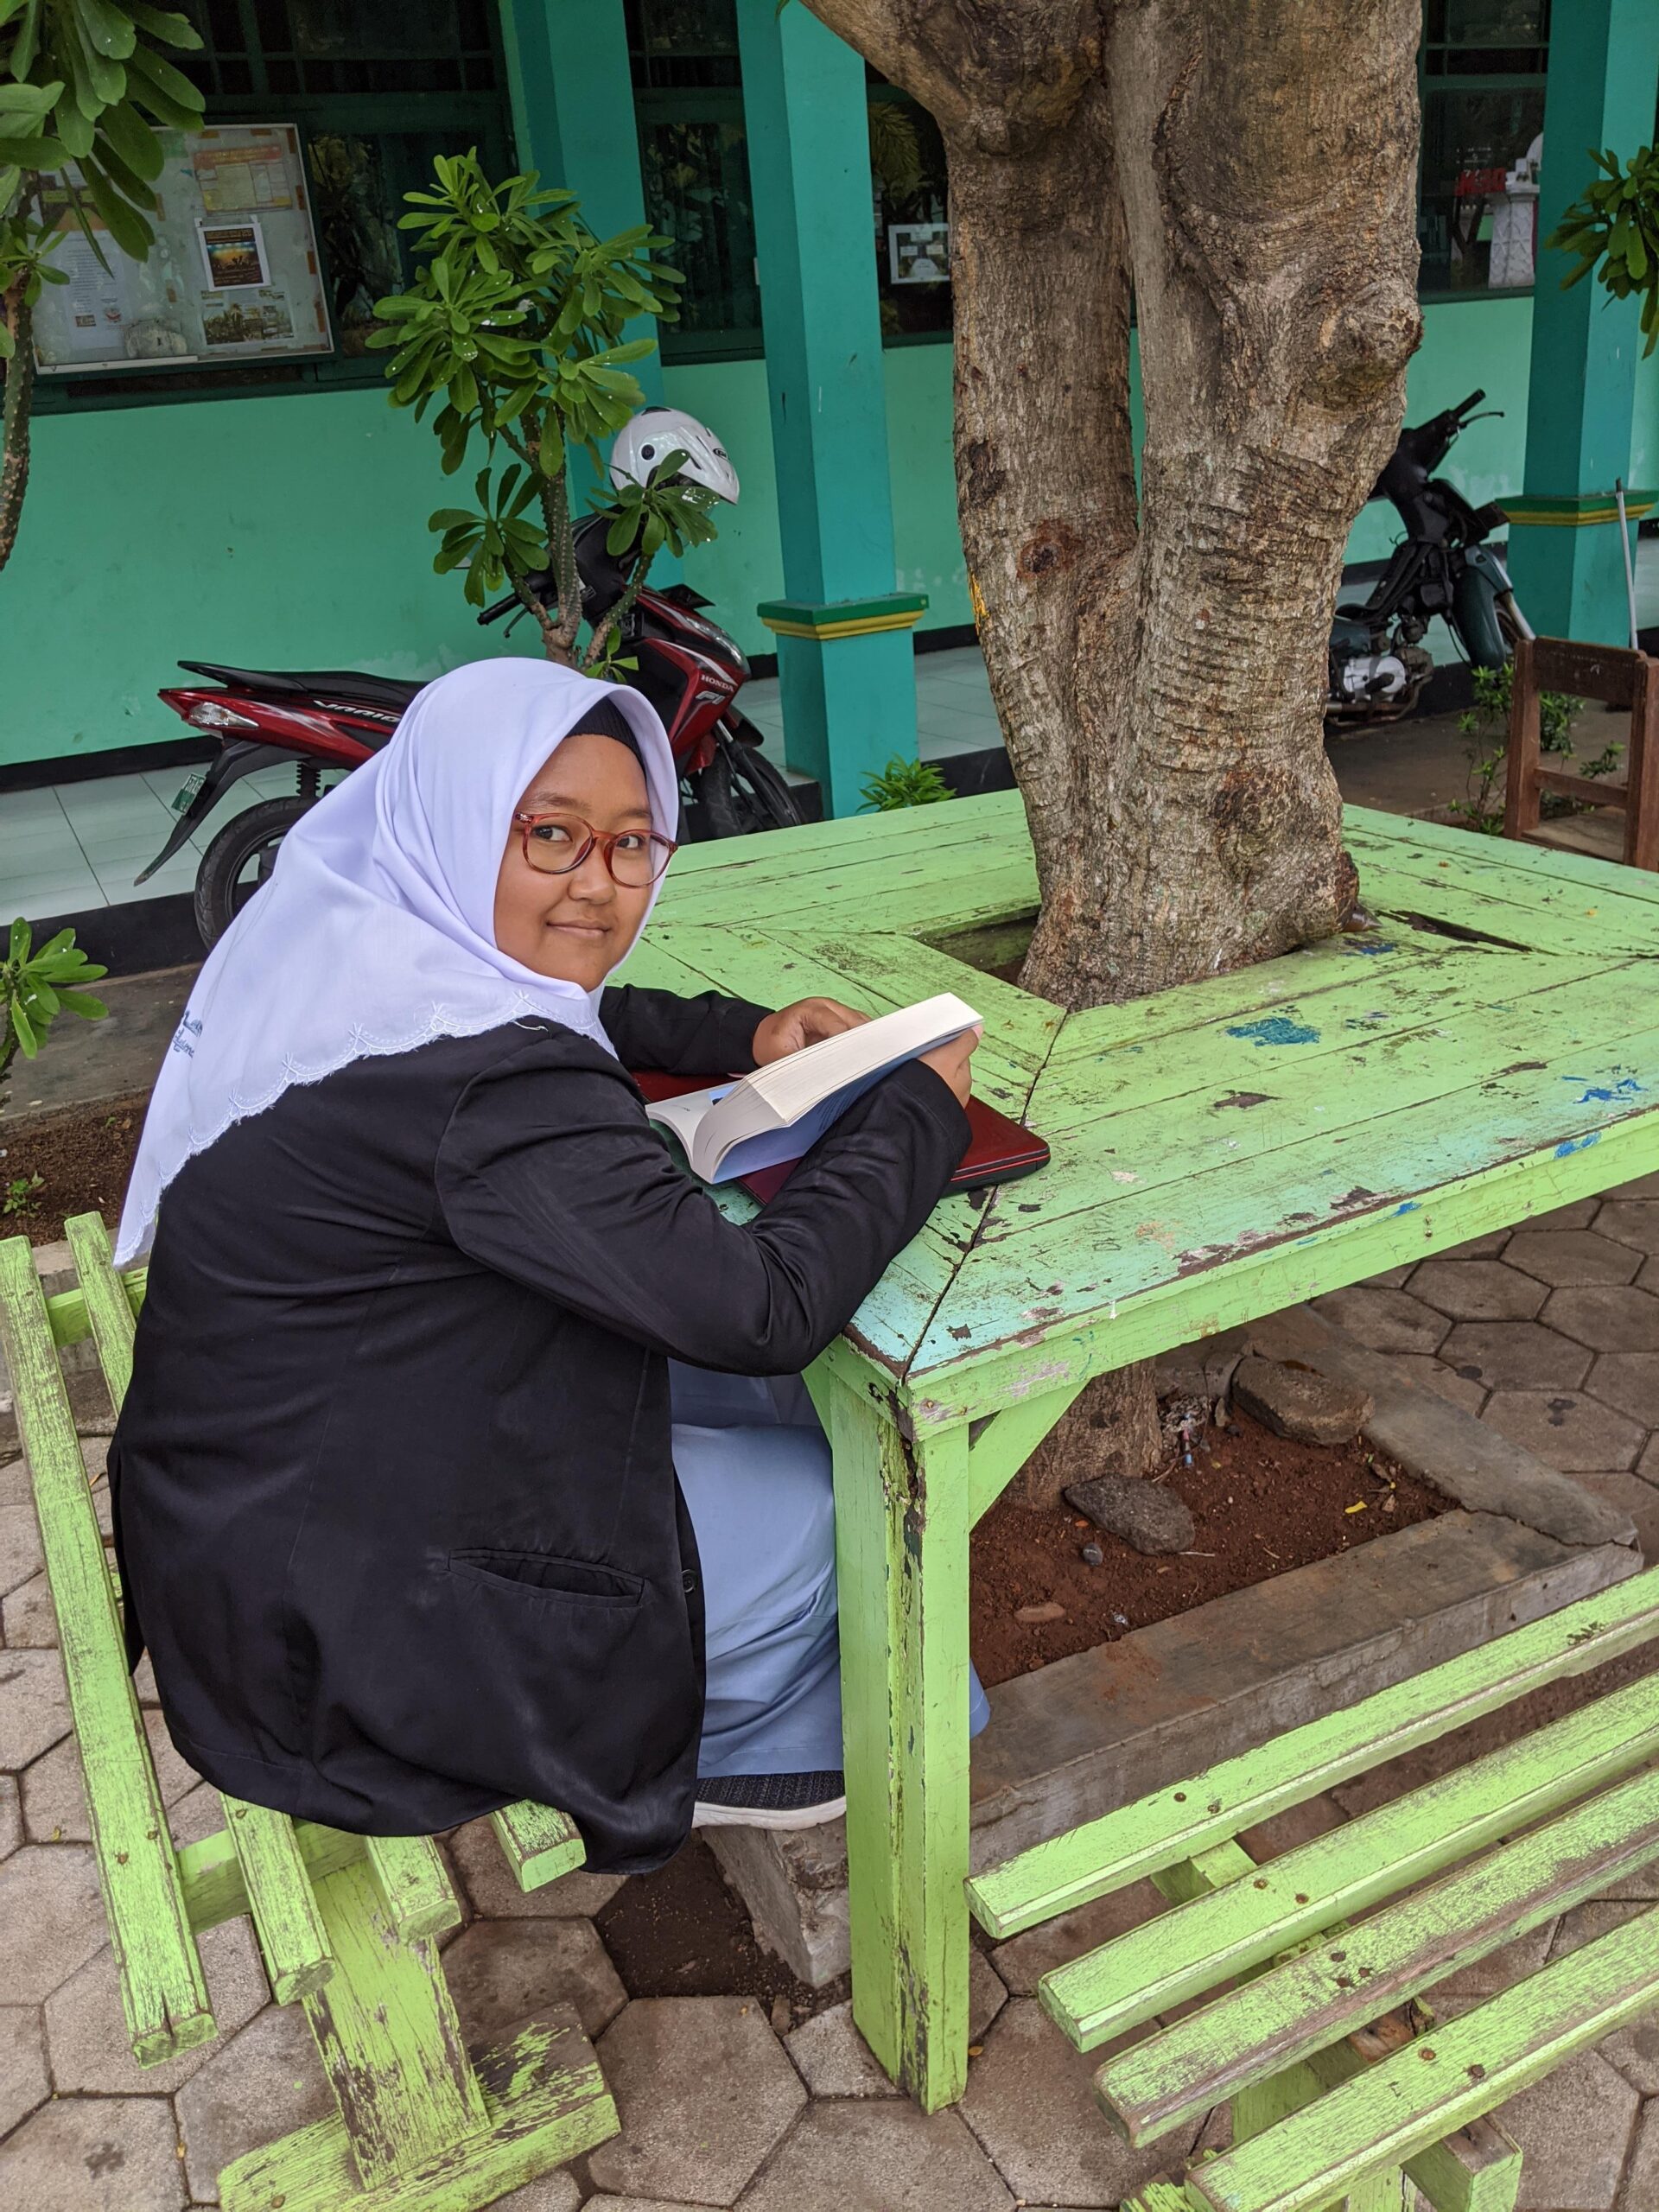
[141,408,801,947]
[1327,388,1533,726]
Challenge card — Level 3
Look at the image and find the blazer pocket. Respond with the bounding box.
[445,1548,645,1608]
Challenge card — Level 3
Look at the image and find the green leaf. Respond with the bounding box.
[9,917,30,964]
[55,989,106,1018]
[123,1,202,48]
[96,95,164,181]
[10,999,37,1058]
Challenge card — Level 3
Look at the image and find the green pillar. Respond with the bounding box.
[1505,0,1659,644]
[499,0,664,405]
[735,0,923,817]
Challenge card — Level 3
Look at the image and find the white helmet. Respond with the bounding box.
[609,406,740,505]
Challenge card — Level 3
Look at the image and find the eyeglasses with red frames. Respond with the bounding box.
[512,811,677,888]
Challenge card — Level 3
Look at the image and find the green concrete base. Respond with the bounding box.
[777,628,922,817]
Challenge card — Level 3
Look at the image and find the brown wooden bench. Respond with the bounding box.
[1504,632,1659,868]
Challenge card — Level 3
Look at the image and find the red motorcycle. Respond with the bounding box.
[141,521,798,948]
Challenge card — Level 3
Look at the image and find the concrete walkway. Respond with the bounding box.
[6,1191,1659,2208]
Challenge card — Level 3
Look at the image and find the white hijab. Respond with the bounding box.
[115,658,678,1266]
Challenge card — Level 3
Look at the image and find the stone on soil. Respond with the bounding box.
[1231,1354,1373,1446]
[1064,1473,1194,1556]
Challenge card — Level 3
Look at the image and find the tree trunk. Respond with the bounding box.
[804,0,1422,1492]
[0,276,35,578]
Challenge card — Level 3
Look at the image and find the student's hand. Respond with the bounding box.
[753,998,868,1065]
[918,1025,982,1109]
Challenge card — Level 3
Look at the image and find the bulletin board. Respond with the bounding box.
[33,124,334,373]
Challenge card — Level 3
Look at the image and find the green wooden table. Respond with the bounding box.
[629,792,1659,2113]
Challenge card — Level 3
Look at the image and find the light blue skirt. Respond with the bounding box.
[671,1363,993,1779]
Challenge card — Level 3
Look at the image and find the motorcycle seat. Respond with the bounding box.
[179,662,424,713]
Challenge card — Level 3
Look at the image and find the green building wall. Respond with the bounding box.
[3,295,1656,772]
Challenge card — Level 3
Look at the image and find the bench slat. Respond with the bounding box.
[220,1796,336,2003]
[1185,1907,1659,2212]
[365,1834,464,1940]
[1098,1764,1659,2142]
[967,1565,1659,1940]
[0,1236,214,2064]
[491,1801,587,1891]
[64,1212,135,1405]
[1042,1675,1659,2049]
[178,1820,362,1935]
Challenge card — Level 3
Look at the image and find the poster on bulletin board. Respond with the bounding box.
[32,123,333,373]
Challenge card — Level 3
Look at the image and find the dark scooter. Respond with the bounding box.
[1327,387,1533,727]
[141,512,798,947]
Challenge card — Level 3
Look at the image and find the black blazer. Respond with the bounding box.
[110,987,969,1869]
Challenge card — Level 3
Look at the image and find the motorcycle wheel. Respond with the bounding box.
[194,794,315,948]
[694,732,803,837]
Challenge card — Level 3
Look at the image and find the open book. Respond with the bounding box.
[642,991,982,1184]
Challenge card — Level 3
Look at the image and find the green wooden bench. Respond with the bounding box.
[0,1216,620,2212]
[623,793,1659,2112]
[967,1563,1659,2211]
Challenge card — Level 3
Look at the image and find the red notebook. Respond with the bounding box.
[632,1069,1049,1203]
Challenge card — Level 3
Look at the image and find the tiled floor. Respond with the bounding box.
[0,762,310,925]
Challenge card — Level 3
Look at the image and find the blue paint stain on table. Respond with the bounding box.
[1226,1016,1321,1047]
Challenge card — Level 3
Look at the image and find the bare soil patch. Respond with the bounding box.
[0,1090,148,1245]
[969,1408,1449,1688]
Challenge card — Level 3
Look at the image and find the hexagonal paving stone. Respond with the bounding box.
[0,1498,43,1599]
[1389,1353,1489,1415]
[1405,1259,1547,1321]
[588,1997,806,2205]
[1618,2098,1659,2209]
[1530,1198,1606,1232]
[0,1645,70,1768]
[0,2004,48,2136]
[1600,2005,1659,2097]
[989,1878,1166,1998]
[0,2091,187,2210]
[176,2001,333,2202]
[1491,2047,1637,2209]
[1435,1320,1592,1392]
[45,1916,269,2095]
[442,1916,627,2045]
[958,1999,1198,2207]
[1589,1351,1659,1429]
[1433,1229,1514,1260]
[1481,1390,1646,1472]
[486,2174,582,2212]
[1504,1227,1643,1287]
[1546,1283,1659,1352]
[0,1843,107,2000]
[738,2100,1013,2211]
[2,1568,57,1645]
[1598,1200,1659,1252]
[1309,1286,1449,1355]
[1573,1472,1659,1561]
[785,2000,904,2099]
[22,1707,199,1844]
[447,1815,626,1920]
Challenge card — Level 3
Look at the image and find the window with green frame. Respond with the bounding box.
[626,0,761,362]
[1418,0,1550,296]
[29,0,516,412]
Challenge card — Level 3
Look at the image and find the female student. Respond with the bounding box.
[110,658,982,1872]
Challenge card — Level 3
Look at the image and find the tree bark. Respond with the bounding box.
[0,276,35,579]
[805,0,1422,1491]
